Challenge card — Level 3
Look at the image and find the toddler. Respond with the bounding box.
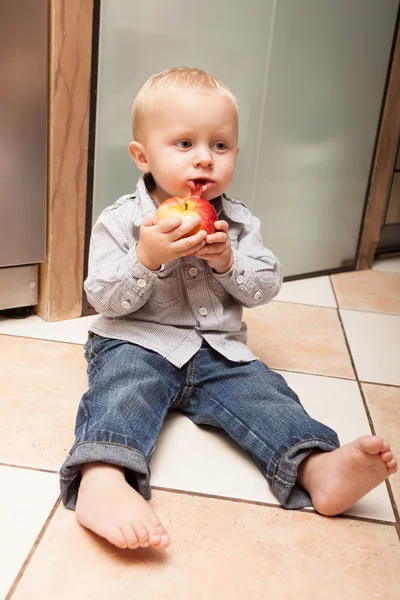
[60,67,397,550]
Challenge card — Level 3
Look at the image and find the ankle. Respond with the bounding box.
[297,450,325,491]
[80,462,126,485]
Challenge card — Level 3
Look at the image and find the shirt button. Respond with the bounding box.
[236,275,244,284]
[253,291,262,300]
[121,300,131,309]
[199,307,208,316]
[137,279,147,288]
[189,267,198,277]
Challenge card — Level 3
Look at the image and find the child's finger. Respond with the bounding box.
[141,212,160,227]
[174,229,207,252]
[214,220,229,232]
[184,240,207,256]
[157,216,183,232]
[197,243,225,256]
[206,232,228,244]
[168,216,202,240]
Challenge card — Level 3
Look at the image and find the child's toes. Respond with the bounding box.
[133,523,150,548]
[120,524,139,549]
[150,525,170,548]
[157,533,171,549]
[381,451,393,462]
[387,458,398,472]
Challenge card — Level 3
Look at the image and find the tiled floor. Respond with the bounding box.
[1,259,399,599]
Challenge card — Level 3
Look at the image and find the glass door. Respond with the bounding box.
[89,0,399,278]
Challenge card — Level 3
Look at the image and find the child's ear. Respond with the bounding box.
[128,141,150,172]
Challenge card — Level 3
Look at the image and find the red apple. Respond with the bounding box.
[156,195,217,238]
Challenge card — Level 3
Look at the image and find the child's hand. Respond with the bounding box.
[136,213,207,271]
[194,221,234,273]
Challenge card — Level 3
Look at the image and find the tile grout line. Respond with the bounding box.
[0,331,86,347]
[151,486,398,528]
[329,276,400,540]
[0,462,59,475]
[5,496,61,600]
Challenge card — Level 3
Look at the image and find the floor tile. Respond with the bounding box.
[340,309,400,386]
[362,383,400,509]
[275,276,337,308]
[0,466,59,600]
[244,302,354,379]
[151,370,394,521]
[11,492,400,600]
[331,270,400,314]
[0,336,87,470]
[0,314,97,345]
[373,256,400,273]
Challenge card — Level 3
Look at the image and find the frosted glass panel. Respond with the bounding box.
[93,0,275,219]
[253,0,398,275]
[92,0,399,277]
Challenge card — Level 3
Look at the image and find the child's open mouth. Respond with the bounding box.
[188,178,215,196]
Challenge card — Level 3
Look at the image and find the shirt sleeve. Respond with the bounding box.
[84,206,162,317]
[212,203,283,308]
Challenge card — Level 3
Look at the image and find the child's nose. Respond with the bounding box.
[192,148,213,168]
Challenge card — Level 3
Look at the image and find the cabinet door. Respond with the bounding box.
[0,0,47,267]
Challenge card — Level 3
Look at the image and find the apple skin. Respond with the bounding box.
[156,195,217,238]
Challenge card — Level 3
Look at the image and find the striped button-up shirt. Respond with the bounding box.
[86,176,283,367]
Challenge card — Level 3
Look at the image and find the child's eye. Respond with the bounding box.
[175,140,192,149]
[212,141,228,151]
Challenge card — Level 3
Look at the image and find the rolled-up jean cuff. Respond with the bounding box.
[268,438,340,510]
[59,441,151,510]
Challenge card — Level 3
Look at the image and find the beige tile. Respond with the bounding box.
[275,275,337,308]
[331,271,400,314]
[0,314,97,344]
[0,335,87,470]
[373,256,400,273]
[0,466,59,600]
[340,310,400,386]
[245,302,354,379]
[11,491,400,600]
[362,383,400,510]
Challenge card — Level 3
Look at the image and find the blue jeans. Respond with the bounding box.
[60,335,340,510]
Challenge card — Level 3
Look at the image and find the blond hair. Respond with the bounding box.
[132,67,238,141]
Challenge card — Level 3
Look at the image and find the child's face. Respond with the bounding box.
[130,88,239,203]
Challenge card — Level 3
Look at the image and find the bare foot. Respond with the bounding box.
[297,436,398,516]
[75,462,170,550]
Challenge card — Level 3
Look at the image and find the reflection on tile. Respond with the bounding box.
[0,336,87,470]
[373,256,400,273]
[11,492,400,600]
[275,276,337,307]
[331,270,400,314]
[245,302,354,379]
[151,371,394,521]
[0,466,59,600]
[362,383,400,509]
[0,314,97,345]
[340,309,400,386]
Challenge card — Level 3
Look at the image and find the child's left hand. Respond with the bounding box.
[194,220,234,273]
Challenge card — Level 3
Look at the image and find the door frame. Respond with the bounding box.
[357,13,400,269]
[37,0,400,321]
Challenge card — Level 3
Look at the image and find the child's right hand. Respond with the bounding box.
[136,213,207,271]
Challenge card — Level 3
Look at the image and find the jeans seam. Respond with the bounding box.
[199,387,273,456]
[176,354,196,408]
[60,440,148,481]
[266,437,338,487]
